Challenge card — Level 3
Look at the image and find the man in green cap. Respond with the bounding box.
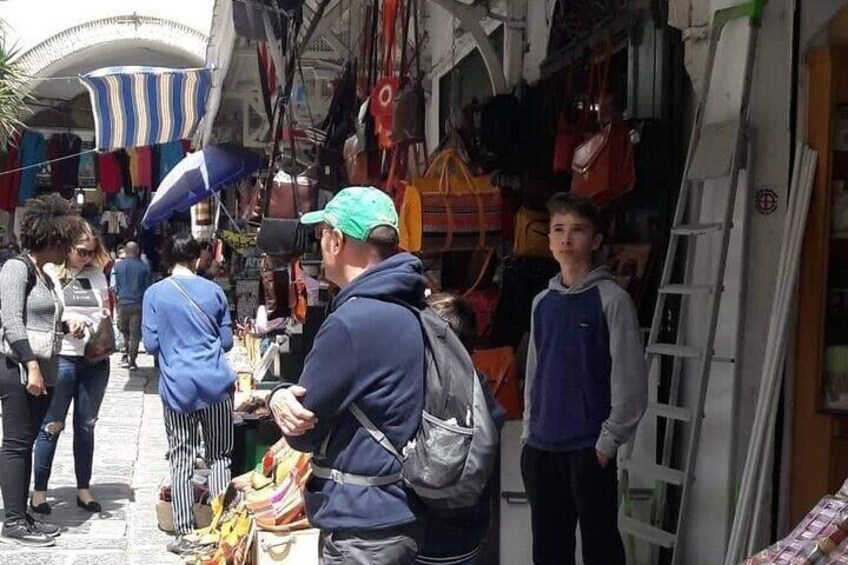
[269,186,426,563]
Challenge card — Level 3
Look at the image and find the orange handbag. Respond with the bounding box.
[472,346,522,421]
[513,207,552,259]
[571,121,636,207]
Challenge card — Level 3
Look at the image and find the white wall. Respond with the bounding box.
[0,0,214,52]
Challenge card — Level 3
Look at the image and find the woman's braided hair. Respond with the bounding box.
[18,194,84,252]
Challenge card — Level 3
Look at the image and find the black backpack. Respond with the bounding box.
[313,301,499,510]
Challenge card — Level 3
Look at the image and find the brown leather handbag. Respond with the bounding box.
[571,121,636,207]
[267,171,318,219]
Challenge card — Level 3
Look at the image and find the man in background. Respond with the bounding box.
[113,241,150,371]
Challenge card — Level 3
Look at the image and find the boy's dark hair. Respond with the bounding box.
[366,226,400,260]
[427,293,477,353]
[169,233,201,266]
[19,194,84,252]
[546,192,605,238]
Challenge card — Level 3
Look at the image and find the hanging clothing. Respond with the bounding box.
[0,134,22,211]
[128,146,153,190]
[48,133,82,199]
[100,210,128,235]
[117,150,133,196]
[17,130,46,204]
[98,152,123,194]
[158,141,186,182]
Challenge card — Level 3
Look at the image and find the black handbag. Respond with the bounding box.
[257,218,310,257]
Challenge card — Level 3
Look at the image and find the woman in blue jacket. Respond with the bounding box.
[142,233,235,556]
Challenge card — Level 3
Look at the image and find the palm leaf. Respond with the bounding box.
[0,26,32,146]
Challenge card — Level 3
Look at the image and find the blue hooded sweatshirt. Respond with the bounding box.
[285,253,426,532]
[522,266,647,457]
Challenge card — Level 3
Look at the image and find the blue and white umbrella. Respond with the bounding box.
[141,143,266,228]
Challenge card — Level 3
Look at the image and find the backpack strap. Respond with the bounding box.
[311,403,405,488]
[349,403,403,462]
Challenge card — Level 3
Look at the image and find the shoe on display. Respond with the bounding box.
[167,535,196,555]
[25,514,60,537]
[0,520,56,547]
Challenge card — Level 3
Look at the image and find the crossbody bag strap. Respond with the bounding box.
[167,278,218,337]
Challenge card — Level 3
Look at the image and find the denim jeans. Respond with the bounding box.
[0,357,52,523]
[33,356,110,491]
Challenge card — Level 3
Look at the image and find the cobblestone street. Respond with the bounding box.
[0,353,182,565]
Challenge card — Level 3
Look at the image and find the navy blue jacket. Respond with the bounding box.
[286,253,426,532]
[114,257,150,305]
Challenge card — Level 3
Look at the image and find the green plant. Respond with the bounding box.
[0,31,31,145]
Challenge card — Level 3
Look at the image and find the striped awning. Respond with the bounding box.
[80,66,213,152]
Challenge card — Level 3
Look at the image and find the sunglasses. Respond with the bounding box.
[74,248,95,258]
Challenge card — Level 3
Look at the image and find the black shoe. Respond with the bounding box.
[29,499,51,515]
[25,514,60,537]
[77,497,102,513]
[118,358,129,368]
[0,520,55,547]
[128,362,138,371]
[167,535,196,555]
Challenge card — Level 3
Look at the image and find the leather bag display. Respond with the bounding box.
[399,149,501,253]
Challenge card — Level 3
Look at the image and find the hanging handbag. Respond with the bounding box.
[289,259,307,324]
[570,36,636,207]
[392,0,425,145]
[259,255,291,321]
[571,122,636,207]
[370,0,401,149]
[472,346,522,421]
[84,315,116,364]
[267,171,318,220]
[399,149,502,253]
[513,207,552,258]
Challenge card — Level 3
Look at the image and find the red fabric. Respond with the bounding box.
[98,152,123,194]
[133,146,153,188]
[0,134,22,211]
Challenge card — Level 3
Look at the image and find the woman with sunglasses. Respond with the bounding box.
[30,225,112,516]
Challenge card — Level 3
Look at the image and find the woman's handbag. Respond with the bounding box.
[399,149,502,253]
[84,316,116,364]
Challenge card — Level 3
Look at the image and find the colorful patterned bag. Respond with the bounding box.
[399,149,501,253]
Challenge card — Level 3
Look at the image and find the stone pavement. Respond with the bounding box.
[0,353,182,565]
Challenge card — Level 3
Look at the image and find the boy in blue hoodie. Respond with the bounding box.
[521,193,647,565]
[269,186,425,564]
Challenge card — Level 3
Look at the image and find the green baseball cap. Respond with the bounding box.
[299,186,398,241]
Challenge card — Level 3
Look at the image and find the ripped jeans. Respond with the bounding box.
[33,356,110,491]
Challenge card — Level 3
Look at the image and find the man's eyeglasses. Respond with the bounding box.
[74,248,95,258]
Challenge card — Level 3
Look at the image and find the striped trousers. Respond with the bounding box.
[163,396,233,535]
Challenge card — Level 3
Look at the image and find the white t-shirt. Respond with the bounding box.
[46,264,109,357]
